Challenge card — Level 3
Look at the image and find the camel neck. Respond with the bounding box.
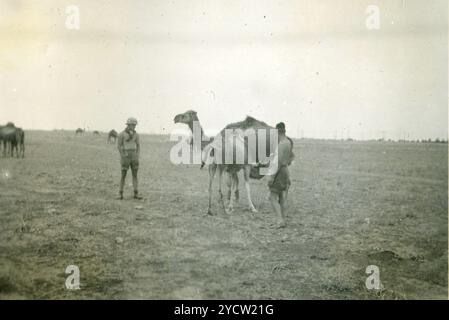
[187,119,210,150]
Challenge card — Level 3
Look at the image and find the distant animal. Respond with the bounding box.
[0,122,17,157]
[93,130,100,136]
[14,127,25,158]
[0,122,25,158]
[75,128,85,135]
[108,129,118,143]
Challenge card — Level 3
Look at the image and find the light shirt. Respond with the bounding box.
[118,130,140,151]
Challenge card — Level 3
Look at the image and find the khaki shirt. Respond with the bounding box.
[118,130,140,153]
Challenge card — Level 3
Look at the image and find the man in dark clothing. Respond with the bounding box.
[267,122,295,228]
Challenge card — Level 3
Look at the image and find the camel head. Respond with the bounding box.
[174,110,198,125]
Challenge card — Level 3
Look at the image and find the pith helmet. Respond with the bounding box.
[126,117,138,125]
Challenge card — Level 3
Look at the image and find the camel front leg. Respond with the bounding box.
[217,165,226,213]
[244,166,257,213]
[207,164,217,215]
[225,172,235,213]
[234,173,239,202]
[218,165,223,200]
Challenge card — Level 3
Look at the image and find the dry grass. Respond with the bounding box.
[0,131,447,299]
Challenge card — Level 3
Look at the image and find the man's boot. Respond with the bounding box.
[134,190,143,200]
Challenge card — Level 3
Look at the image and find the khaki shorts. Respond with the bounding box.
[268,166,290,194]
[121,150,139,171]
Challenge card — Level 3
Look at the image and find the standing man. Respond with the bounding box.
[267,122,295,228]
[117,117,143,200]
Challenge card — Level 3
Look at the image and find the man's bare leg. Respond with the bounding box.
[279,191,287,225]
[269,191,285,228]
[132,168,142,199]
[119,169,127,199]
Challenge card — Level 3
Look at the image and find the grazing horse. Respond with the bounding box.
[93,130,100,136]
[75,128,85,135]
[108,129,118,143]
[0,123,16,157]
[0,123,24,158]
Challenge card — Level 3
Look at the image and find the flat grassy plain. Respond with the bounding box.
[0,131,447,299]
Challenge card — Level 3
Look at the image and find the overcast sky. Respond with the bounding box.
[0,0,447,140]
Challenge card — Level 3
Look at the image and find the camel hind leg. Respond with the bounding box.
[226,172,239,213]
[225,172,232,213]
[234,172,239,202]
[207,164,217,215]
[244,165,257,213]
[217,165,224,199]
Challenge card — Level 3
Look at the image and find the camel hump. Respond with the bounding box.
[244,116,258,125]
[222,116,273,132]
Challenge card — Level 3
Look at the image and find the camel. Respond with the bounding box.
[174,110,277,215]
[0,123,24,158]
[75,128,85,135]
[0,123,17,157]
[108,129,118,143]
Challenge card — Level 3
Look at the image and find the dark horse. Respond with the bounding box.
[75,128,85,135]
[0,123,25,158]
[108,129,118,143]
